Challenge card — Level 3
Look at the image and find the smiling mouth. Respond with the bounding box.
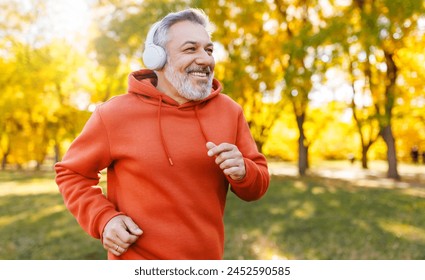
[187,67,211,78]
[190,71,209,77]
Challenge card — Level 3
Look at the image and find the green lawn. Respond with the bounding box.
[224,175,425,259]
[1,168,425,260]
[0,171,105,260]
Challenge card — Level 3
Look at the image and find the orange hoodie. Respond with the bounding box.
[55,69,269,259]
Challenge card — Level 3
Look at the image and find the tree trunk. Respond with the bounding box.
[381,125,400,180]
[54,142,61,163]
[1,145,10,170]
[296,113,308,176]
[361,146,368,169]
[382,51,400,180]
[1,154,8,170]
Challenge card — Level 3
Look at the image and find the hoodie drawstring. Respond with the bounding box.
[157,99,209,166]
[158,96,174,166]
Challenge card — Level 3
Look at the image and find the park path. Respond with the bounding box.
[268,161,425,189]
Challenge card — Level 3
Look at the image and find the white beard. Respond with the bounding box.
[164,64,213,101]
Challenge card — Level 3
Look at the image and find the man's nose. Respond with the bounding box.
[195,50,215,66]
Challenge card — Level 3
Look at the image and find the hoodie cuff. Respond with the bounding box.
[94,208,125,241]
[227,158,258,188]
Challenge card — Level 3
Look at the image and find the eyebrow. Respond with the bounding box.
[180,41,214,48]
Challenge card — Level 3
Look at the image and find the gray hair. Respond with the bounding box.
[153,8,212,49]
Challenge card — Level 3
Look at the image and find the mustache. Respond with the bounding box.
[186,66,212,74]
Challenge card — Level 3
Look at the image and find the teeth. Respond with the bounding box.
[191,72,207,77]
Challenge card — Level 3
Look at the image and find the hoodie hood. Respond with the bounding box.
[127,69,222,166]
[128,69,222,108]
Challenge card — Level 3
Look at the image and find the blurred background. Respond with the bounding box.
[1,0,425,175]
[1,0,425,260]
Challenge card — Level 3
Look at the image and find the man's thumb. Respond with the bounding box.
[206,142,217,157]
[124,217,143,236]
[206,142,216,150]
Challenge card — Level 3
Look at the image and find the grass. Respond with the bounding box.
[224,175,425,259]
[1,164,425,260]
[0,171,106,260]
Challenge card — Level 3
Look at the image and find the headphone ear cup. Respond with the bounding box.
[143,22,167,70]
[143,44,166,70]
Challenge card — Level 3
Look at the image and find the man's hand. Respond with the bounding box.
[206,142,246,180]
[102,215,143,256]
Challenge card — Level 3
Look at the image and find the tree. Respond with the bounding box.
[344,31,381,169]
[269,0,343,175]
[200,0,341,175]
[346,0,425,178]
[0,0,93,168]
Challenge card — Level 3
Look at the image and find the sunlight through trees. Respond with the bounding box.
[1,0,424,178]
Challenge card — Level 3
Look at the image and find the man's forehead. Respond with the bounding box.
[167,21,211,45]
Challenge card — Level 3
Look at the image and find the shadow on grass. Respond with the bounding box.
[223,175,425,260]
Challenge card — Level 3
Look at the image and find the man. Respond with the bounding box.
[55,8,269,260]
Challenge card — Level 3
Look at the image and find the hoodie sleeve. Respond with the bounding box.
[55,107,123,239]
[228,110,270,201]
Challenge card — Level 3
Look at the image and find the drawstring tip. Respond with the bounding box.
[168,158,174,166]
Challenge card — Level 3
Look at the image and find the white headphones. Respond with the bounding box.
[142,22,167,70]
